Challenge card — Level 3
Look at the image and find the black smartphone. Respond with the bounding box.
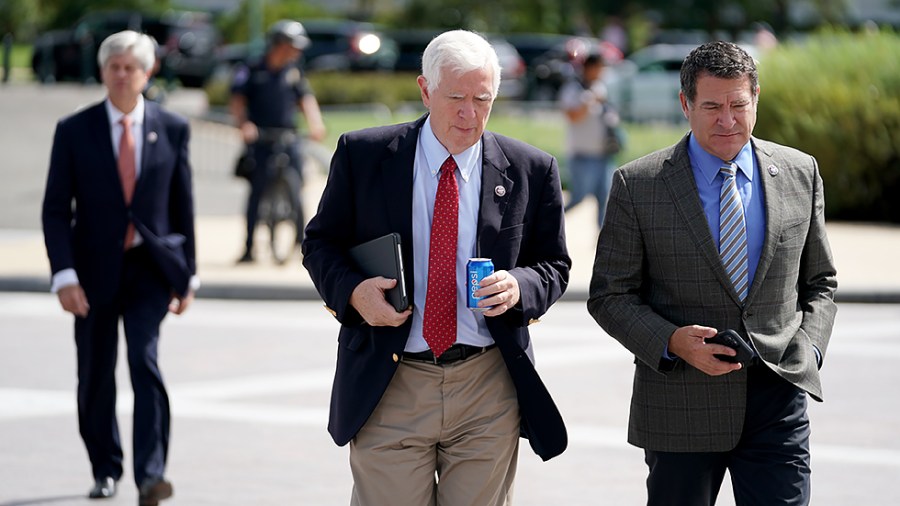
[705,329,755,366]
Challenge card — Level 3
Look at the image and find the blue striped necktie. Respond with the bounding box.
[719,162,749,301]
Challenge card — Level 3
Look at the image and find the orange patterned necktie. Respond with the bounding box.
[118,116,136,249]
[422,156,459,358]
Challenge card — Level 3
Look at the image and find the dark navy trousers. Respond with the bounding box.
[644,364,811,505]
[74,245,171,486]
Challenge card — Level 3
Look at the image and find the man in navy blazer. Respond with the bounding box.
[303,30,570,504]
[41,31,195,505]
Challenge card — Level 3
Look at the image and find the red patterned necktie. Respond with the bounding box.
[118,116,136,249]
[422,156,459,358]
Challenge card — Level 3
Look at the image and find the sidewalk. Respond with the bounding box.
[2,200,899,302]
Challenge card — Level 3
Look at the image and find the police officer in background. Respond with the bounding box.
[230,20,326,263]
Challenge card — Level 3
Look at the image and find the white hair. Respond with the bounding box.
[97,30,156,71]
[421,30,501,98]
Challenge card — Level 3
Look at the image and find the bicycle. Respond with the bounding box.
[253,128,304,265]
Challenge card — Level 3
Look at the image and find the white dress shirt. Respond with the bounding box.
[405,117,494,352]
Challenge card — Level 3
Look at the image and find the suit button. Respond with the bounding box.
[392,353,399,363]
[743,311,752,320]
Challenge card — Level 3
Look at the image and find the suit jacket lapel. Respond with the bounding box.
[88,102,122,196]
[381,116,421,270]
[137,101,160,196]
[746,138,783,303]
[477,132,513,258]
[662,135,743,304]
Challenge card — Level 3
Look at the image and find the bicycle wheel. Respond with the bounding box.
[263,179,298,265]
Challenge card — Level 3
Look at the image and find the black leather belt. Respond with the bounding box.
[403,344,496,365]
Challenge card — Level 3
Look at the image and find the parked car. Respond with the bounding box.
[302,20,398,71]
[386,28,527,99]
[31,10,221,88]
[521,35,623,101]
[503,32,570,69]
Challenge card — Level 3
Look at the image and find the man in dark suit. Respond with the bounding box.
[303,30,570,504]
[42,30,196,505]
[588,41,837,505]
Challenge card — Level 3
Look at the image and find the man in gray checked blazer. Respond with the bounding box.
[588,41,837,505]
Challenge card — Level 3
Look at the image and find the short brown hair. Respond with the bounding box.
[680,41,758,104]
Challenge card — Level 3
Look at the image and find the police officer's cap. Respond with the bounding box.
[268,20,310,50]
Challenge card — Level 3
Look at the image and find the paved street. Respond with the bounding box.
[2,82,900,505]
[2,295,899,505]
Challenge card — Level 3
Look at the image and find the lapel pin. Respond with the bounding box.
[147,131,158,144]
[767,164,779,176]
[494,185,506,197]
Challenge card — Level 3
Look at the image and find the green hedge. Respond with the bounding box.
[308,71,423,109]
[755,29,900,222]
[205,70,424,109]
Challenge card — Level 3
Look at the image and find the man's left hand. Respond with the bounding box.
[169,290,195,315]
[474,270,520,317]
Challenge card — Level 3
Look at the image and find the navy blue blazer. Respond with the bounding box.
[302,116,571,460]
[42,100,196,305]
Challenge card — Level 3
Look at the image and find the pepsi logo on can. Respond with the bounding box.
[467,258,494,312]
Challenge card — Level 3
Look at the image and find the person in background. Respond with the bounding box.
[230,19,326,263]
[588,41,837,505]
[302,29,570,505]
[41,30,197,505]
[559,52,619,229]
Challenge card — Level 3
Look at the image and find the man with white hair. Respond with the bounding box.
[42,30,196,505]
[303,30,570,504]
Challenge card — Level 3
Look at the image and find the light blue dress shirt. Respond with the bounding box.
[405,117,494,353]
[661,136,766,361]
[687,134,766,288]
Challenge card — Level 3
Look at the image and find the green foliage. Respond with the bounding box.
[216,0,330,44]
[309,71,422,109]
[36,0,171,31]
[205,70,423,109]
[0,0,40,39]
[755,28,900,221]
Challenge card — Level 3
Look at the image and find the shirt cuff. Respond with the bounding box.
[50,268,79,293]
[662,345,678,361]
[189,275,201,293]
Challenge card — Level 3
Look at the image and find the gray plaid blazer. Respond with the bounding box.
[587,134,838,452]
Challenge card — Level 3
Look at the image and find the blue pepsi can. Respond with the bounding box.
[467,258,494,311]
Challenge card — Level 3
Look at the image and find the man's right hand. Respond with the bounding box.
[349,277,411,327]
[239,121,259,144]
[58,284,90,317]
[668,324,742,376]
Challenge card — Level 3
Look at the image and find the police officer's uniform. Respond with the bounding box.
[231,59,313,254]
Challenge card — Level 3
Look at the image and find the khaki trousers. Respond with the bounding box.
[349,347,520,506]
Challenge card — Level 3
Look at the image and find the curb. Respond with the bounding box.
[4,276,900,304]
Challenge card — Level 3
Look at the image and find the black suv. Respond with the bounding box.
[301,20,398,71]
[31,10,221,87]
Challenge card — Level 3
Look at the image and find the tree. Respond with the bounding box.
[0,0,40,39]
[36,0,171,31]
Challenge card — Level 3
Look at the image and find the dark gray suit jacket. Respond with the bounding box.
[302,116,571,460]
[587,134,837,452]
